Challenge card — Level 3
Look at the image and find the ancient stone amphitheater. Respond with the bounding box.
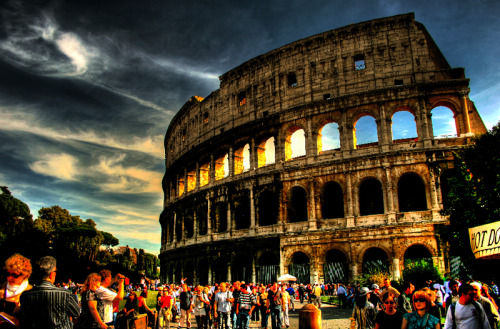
[159,13,486,285]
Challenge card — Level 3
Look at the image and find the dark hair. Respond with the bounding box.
[449,280,459,287]
[140,290,148,298]
[382,292,395,302]
[401,282,413,291]
[37,256,56,280]
[458,283,474,296]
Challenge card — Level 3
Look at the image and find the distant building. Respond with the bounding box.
[113,246,138,265]
[159,13,486,285]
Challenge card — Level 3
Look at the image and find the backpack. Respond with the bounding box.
[450,301,484,329]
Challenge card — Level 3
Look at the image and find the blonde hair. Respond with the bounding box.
[5,254,32,279]
[82,273,101,292]
[412,290,432,312]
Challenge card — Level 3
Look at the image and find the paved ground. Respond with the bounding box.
[167,300,352,329]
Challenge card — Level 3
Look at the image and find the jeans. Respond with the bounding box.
[195,315,206,329]
[216,311,230,329]
[236,309,250,329]
[270,306,281,329]
[260,306,269,329]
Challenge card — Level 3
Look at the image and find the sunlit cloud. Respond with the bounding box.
[30,153,79,181]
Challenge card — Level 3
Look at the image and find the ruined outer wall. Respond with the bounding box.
[160,13,486,285]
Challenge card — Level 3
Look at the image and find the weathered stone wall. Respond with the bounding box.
[159,13,486,285]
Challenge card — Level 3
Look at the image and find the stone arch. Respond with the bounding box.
[287,185,308,222]
[184,209,194,239]
[257,136,276,167]
[397,172,427,212]
[362,247,390,274]
[317,120,341,153]
[233,190,250,230]
[323,249,349,283]
[391,106,418,142]
[320,181,344,219]
[215,152,229,180]
[288,251,311,284]
[175,212,183,242]
[211,201,228,233]
[359,177,384,215]
[234,143,251,175]
[403,244,433,265]
[353,113,379,148]
[257,251,280,284]
[197,202,208,236]
[167,212,175,243]
[430,101,459,138]
[285,125,306,161]
[257,189,279,226]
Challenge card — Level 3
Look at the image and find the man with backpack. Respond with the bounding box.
[443,283,491,329]
[179,283,193,329]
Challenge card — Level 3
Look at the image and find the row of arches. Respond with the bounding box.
[167,104,459,201]
[162,244,434,285]
[162,171,429,244]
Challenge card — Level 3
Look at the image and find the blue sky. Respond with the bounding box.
[0,0,499,255]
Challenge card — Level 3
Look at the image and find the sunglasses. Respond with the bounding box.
[414,298,427,303]
[7,272,22,278]
[384,301,395,305]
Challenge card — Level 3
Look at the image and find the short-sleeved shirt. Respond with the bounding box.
[78,290,105,329]
[237,292,255,310]
[268,289,282,308]
[402,311,439,329]
[375,311,403,329]
[96,286,118,323]
[215,290,233,313]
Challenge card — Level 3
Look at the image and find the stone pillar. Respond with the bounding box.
[227,195,232,233]
[252,258,257,283]
[173,212,177,245]
[206,193,213,236]
[228,146,234,177]
[346,171,355,227]
[392,258,400,280]
[208,263,213,285]
[306,116,317,160]
[193,208,198,241]
[428,168,440,211]
[210,154,215,183]
[377,104,392,151]
[384,165,395,214]
[250,184,256,232]
[460,92,472,136]
[308,179,318,230]
[250,138,257,171]
[227,264,232,283]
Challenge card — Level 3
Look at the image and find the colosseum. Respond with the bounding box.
[159,13,487,285]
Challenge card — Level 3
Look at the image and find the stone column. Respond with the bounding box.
[250,184,256,233]
[306,116,317,161]
[346,171,355,227]
[428,167,440,211]
[227,264,232,283]
[228,146,234,177]
[392,258,400,280]
[195,162,200,190]
[193,208,198,241]
[384,165,395,215]
[210,154,215,183]
[308,179,318,230]
[252,258,257,283]
[207,263,213,285]
[227,195,232,233]
[172,212,177,245]
[250,138,257,171]
[460,92,472,136]
[206,193,212,236]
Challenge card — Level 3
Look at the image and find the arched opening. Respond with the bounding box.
[184,261,194,285]
[178,175,185,197]
[234,143,250,175]
[258,137,276,167]
[233,192,250,230]
[318,122,340,153]
[287,186,308,223]
[431,106,457,138]
[440,169,455,208]
[289,252,310,284]
[321,181,344,219]
[200,162,210,187]
[404,245,433,266]
[323,249,348,284]
[359,178,384,215]
[398,173,427,212]
[167,213,174,243]
[213,257,227,283]
[212,202,227,233]
[231,256,252,283]
[197,259,209,285]
[285,127,306,161]
[187,168,196,192]
[197,203,208,236]
[175,214,183,242]
[258,252,279,284]
[392,111,418,142]
[184,210,194,239]
[258,190,279,226]
[215,153,229,180]
[354,115,378,149]
[362,247,389,274]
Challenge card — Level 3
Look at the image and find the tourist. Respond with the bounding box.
[192,285,210,329]
[138,289,156,327]
[470,282,499,329]
[266,282,283,329]
[311,282,322,309]
[337,283,348,308]
[214,282,233,329]
[77,273,107,329]
[351,287,376,329]
[257,285,269,329]
[443,283,490,329]
[374,292,403,329]
[399,282,415,313]
[19,256,79,329]
[281,284,291,328]
[179,283,193,329]
[0,254,32,327]
[401,290,440,329]
[443,280,459,312]
[369,284,383,311]
[236,283,255,329]
[96,269,125,328]
[115,291,139,329]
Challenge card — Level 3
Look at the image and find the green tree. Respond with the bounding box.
[0,186,33,238]
[440,122,500,273]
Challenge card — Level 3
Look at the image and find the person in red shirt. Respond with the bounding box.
[158,288,174,329]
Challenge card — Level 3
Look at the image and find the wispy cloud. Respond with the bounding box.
[30,153,79,181]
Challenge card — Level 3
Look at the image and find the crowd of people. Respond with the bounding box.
[346,277,500,329]
[1,252,499,329]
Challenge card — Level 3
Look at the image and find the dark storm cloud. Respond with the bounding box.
[1,0,499,254]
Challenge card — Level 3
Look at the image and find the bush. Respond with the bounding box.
[400,259,443,289]
[354,268,390,288]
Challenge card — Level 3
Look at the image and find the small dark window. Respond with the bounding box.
[220,128,224,134]
[263,111,269,117]
[395,79,404,86]
[203,112,209,124]
[323,94,331,100]
[354,54,365,70]
[287,73,298,87]
[238,91,246,106]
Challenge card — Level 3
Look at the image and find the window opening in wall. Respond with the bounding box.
[287,73,298,87]
[182,128,187,141]
[285,128,306,161]
[362,247,389,273]
[220,128,224,134]
[258,190,279,226]
[178,175,185,197]
[187,169,196,192]
[258,137,275,167]
[395,79,404,86]
[353,115,378,149]
[321,181,344,219]
[233,192,250,230]
[392,111,418,143]
[354,54,365,70]
[398,173,427,212]
[203,112,209,124]
[238,91,246,106]
[234,143,250,175]
[185,210,194,239]
[263,110,269,117]
[359,178,384,215]
[323,94,331,100]
[215,153,229,180]
[431,106,457,138]
[318,122,340,153]
[200,162,210,187]
[287,186,308,223]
